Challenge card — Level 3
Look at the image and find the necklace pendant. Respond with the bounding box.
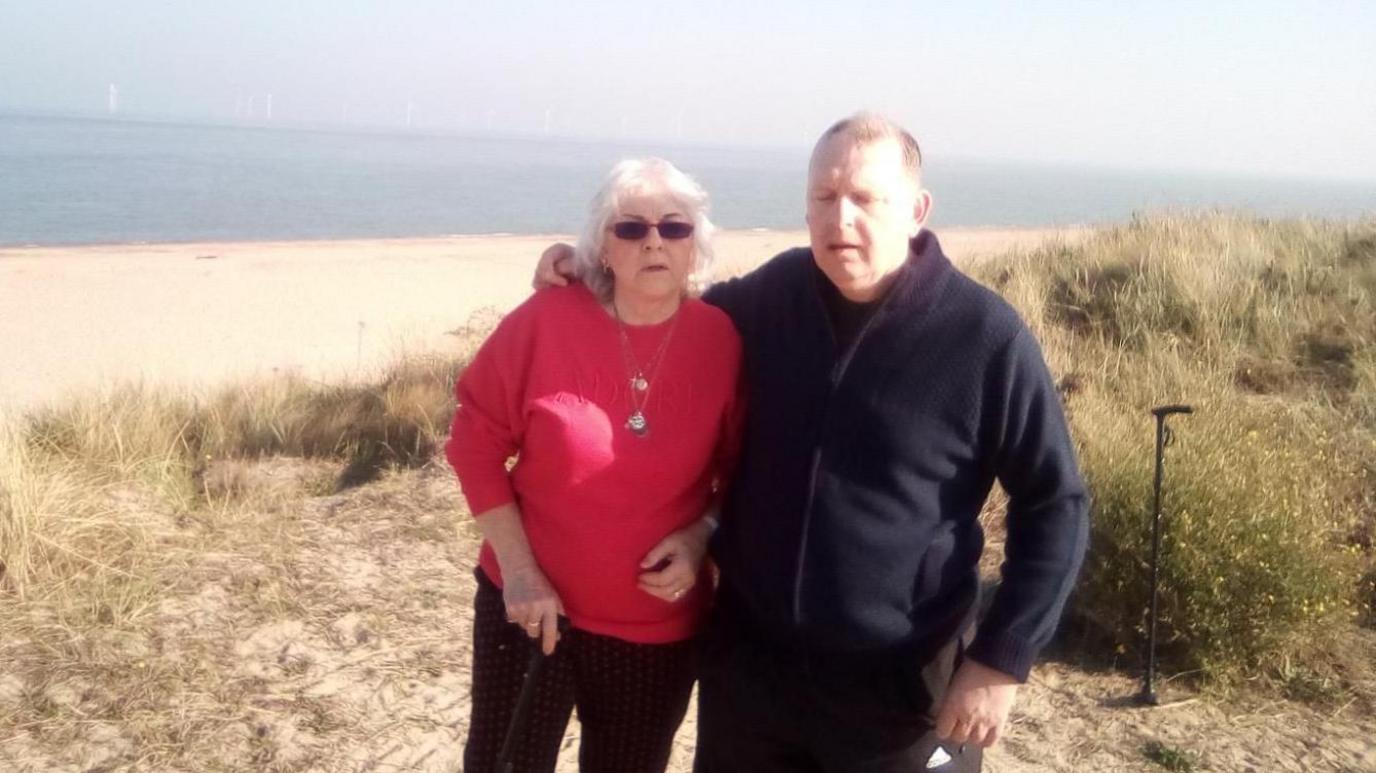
[626,411,649,437]
[631,375,649,392]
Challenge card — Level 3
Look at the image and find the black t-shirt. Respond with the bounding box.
[816,263,881,352]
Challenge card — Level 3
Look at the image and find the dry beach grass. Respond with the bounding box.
[2,217,1375,771]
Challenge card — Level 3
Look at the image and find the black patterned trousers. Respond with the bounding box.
[463,570,697,773]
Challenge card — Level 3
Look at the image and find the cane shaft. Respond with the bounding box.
[1142,417,1166,704]
[497,645,546,773]
[1140,404,1191,705]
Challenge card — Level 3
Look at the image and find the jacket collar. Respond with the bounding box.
[858,230,955,313]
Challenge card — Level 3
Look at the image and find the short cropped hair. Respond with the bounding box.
[573,158,717,301]
[813,111,924,184]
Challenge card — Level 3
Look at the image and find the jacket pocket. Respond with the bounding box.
[912,527,956,608]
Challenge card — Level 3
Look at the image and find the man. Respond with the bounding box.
[534,113,1088,772]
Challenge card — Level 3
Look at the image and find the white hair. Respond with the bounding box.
[573,158,717,301]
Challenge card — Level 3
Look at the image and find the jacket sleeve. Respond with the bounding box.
[701,274,752,330]
[701,248,805,334]
[966,326,1090,682]
[444,307,533,516]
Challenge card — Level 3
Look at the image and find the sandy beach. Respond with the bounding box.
[0,226,1083,414]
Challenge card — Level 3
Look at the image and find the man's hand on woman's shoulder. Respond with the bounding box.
[533,243,577,289]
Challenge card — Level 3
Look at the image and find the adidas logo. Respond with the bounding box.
[926,745,953,769]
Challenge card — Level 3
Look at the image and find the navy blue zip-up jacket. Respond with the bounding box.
[701,231,1089,682]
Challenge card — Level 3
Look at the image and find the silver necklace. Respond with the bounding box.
[612,300,680,437]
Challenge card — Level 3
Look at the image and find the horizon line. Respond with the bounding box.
[2,107,1375,187]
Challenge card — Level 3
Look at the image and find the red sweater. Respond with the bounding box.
[445,284,743,643]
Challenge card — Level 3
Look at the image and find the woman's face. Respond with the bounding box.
[601,188,696,304]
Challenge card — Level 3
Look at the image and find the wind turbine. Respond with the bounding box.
[108,84,119,114]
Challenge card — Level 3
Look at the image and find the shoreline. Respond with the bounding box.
[0,226,1087,413]
[0,222,1090,256]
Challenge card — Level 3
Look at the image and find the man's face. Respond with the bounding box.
[806,135,932,302]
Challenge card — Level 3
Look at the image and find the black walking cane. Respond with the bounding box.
[496,617,570,773]
[1137,404,1193,706]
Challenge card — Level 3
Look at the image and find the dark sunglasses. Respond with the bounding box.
[610,220,695,241]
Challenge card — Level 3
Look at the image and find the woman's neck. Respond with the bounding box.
[610,290,681,325]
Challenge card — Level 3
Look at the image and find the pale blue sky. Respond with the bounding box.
[2,1,1373,180]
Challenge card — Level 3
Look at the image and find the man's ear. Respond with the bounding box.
[911,189,933,237]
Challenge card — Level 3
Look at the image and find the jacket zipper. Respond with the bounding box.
[790,277,900,627]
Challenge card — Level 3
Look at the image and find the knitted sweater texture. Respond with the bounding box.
[446,284,743,643]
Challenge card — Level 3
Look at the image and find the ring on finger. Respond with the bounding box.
[525,621,540,628]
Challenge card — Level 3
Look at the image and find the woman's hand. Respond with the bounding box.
[637,518,714,603]
[502,564,565,655]
[470,503,564,654]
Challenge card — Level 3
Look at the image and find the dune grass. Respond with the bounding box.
[0,331,483,770]
[3,354,466,588]
[968,212,1376,691]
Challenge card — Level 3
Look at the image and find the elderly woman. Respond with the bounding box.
[446,158,743,773]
